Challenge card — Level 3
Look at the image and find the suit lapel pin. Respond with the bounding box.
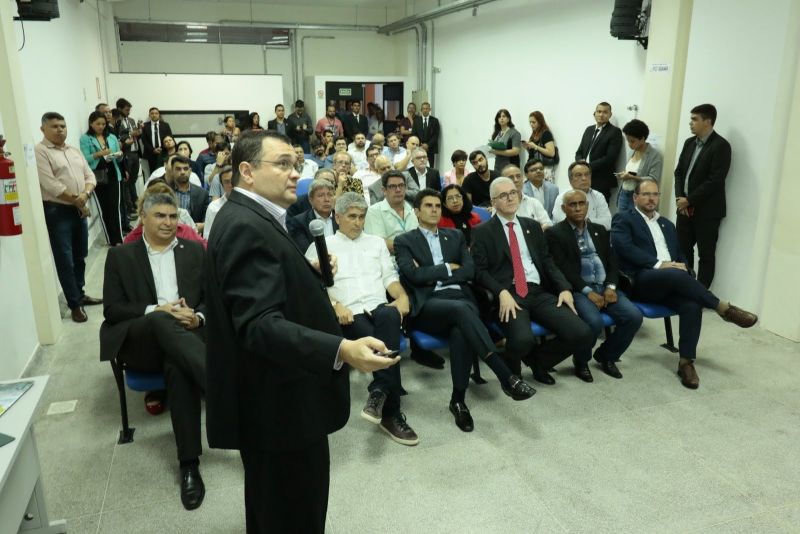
[526,230,530,234]
[443,236,448,240]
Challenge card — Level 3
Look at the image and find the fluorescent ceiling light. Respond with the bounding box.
[271,36,288,40]
[186,24,207,30]
[186,32,207,36]
[185,38,208,42]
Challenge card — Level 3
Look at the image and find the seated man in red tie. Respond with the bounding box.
[471,177,594,385]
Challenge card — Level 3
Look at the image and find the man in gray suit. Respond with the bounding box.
[523,160,559,219]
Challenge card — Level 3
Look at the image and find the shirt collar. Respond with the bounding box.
[41,138,67,150]
[234,186,287,220]
[313,209,332,221]
[496,212,520,227]
[567,219,588,233]
[142,234,179,255]
[418,226,438,238]
[697,129,714,144]
[635,206,660,222]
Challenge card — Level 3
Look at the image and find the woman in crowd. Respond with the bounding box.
[369,108,385,140]
[617,119,663,212]
[80,111,125,245]
[247,112,263,131]
[439,184,482,244]
[155,135,177,169]
[398,102,416,143]
[221,115,240,143]
[489,108,521,172]
[442,149,470,187]
[522,111,558,181]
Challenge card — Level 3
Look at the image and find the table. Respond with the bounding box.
[0,376,66,534]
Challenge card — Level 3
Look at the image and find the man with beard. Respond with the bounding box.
[315,104,344,139]
[462,150,500,207]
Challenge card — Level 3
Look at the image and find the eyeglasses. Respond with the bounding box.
[385,183,406,191]
[530,167,545,173]
[251,159,297,173]
[492,190,519,202]
[445,194,463,202]
[637,192,660,198]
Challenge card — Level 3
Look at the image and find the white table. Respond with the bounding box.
[0,376,66,534]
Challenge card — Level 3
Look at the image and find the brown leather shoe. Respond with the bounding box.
[71,307,88,323]
[80,295,103,306]
[677,360,699,389]
[722,304,757,328]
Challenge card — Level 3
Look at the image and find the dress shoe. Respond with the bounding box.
[410,349,445,370]
[80,295,103,306]
[574,363,594,383]
[361,389,387,424]
[677,359,699,389]
[448,400,474,432]
[179,464,205,510]
[532,368,555,385]
[599,360,623,379]
[70,307,87,323]
[721,304,757,328]
[379,412,419,446]
[501,375,536,401]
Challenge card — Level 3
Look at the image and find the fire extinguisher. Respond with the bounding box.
[0,136,22,237]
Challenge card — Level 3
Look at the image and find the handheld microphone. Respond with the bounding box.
[309,219,334,287]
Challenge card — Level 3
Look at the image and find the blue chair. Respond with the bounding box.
[472,206,491,222]
[632,302,679,353]
[110,358,165,444]
[296,178,312,196]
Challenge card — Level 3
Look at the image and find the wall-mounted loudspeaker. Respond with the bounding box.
[610,0,648,49]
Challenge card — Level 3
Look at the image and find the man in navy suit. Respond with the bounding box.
[610,178,757,389]
[674,104,731,288]
[287,178,338,253]
[575,102,623,201]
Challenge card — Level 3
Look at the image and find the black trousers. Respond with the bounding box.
[498,283,594,373]
[122,151,140,213]
[632,267,720,359]
[676,213,721,288]
[119,311,206,461]
[414,289,495,391]
[341,305,403,416]
[93,177,123,245]
[240,437,330,534]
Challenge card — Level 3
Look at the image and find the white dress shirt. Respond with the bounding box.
[496,213,541,285]
[234,186,287,230]
[517,193,552,227]
[347,145,370,171]
[304,231,398,313]
[552,188,612,229]
[300,160,319,179]
[635,207,672,267]
[142,236,204,324]
[203,195,227,239]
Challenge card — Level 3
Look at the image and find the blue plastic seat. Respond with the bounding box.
[296,178,312,196]
[408,330,449,351]
[601,312,615,327]
[472,206,491,222]
[125,370,166,392]
[631,301,679,352]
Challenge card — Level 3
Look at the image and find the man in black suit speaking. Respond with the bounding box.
[574,101,623,201]
[674,104,731,288]
[204,130,399,534]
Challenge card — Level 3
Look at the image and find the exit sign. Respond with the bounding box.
[339,88,352,96]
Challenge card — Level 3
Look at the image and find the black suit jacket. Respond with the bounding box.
[411,115,440,155]
[394,227,475,318]
[575,123,623,194]
[342,113,369,142]
[204,190,348,452]
[141,120,173,159]
[471,215,570,297]
[99,238,205,362]
[546,220,619,293]
[406,167,441,191]
[673,130,731,220]
[610,209,685,279]
[266,119,287,132]
[287,209,339,254]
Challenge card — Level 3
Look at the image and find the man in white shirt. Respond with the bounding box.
[305,192,418,446]
[203,166,232,240]
[294,144,318,179]
[552,161,612,229]
[364,171,419,254]
[347,133,371,171]
[147,153,203,188]
[501,164,552,229]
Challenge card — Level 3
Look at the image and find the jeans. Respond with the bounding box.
[43,202,88,309]
[572,289,643,363]
[617,189,634,213]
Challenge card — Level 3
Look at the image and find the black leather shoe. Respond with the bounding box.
[411,349,445,370]
[180,464,205,510]
[574,363,594,383]
[80,295,103,306]
[501,375,536,401]
[448,401,474,432]
[600,360,623,379]
[532,368,555,385]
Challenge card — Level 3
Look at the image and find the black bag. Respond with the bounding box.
[535,144,560,166]
[93,167,109,186]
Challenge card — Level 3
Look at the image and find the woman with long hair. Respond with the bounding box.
[442,149,469,187]
[155,135,177,169]
[247,112,263,131]
[522,111,558,181]
[439,184,481,244]
[489,108,521,172]
[221,115,240,143]
[398,102,416,143]
[79,111,125,245]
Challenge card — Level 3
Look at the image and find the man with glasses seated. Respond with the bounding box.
[403,148,441,191]
[552,162,612,230]
[472,177,594,385]
[523,160,559,219]
[368,155,417,204]
[610,178,757,389]
[364,171,419,255]
[501,164,552,230]
[354,145,384,194]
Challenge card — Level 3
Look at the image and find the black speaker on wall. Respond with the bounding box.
[610,0,648,49]
[14,0,60,22]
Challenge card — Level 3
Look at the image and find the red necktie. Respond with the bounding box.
[507,222,528,298]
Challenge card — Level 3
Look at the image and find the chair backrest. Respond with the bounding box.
[296,178,312,197]
[472,206,491,222]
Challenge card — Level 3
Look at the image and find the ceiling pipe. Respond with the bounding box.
[377,0,499,34]
[115,18,380,32]
[390,25,422,95]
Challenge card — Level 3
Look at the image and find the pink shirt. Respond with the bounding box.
[35,139,96,205]
[315,117,344,139]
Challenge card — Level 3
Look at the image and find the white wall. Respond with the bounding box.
[430,0,646,189]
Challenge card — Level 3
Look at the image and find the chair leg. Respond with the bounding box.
[111,359,135,444]
[470,354,487,385]
[660,317,679,353]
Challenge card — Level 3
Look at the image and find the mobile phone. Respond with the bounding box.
[377,350,400,358]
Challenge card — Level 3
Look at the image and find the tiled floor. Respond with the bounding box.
[22,244,800,533]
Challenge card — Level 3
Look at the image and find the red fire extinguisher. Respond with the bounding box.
[0,136,22,237]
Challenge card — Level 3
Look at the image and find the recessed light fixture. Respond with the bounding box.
[186,24,208,30]
[185,38,208,42]
[186,32,207,36]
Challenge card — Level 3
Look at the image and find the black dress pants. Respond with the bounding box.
[498,283,594,372]
[632,267,720,359]
[240,436,330,534]
[414,289,494,391]
[118,311,206,461]
[341,304,403,416]
[676,213,721,288]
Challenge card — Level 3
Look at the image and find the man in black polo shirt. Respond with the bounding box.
[462,150,500,207]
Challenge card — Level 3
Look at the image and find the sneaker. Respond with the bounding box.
[379,412,419,446]
[360,389,387,424]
